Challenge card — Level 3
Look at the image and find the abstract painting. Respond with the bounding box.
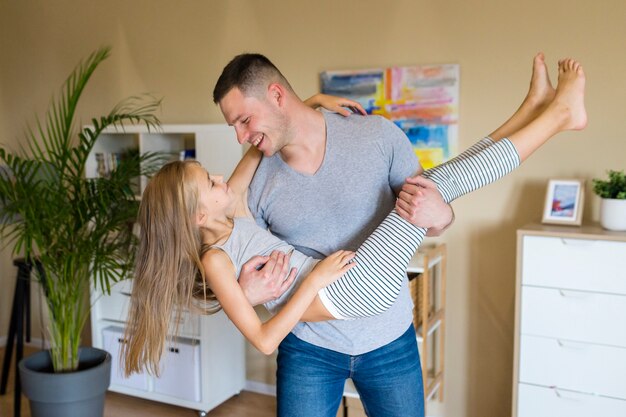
[321,64,460,169]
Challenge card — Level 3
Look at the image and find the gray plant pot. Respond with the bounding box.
[19,347,112,417]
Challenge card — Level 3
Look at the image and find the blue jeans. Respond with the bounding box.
[276,325,424,417]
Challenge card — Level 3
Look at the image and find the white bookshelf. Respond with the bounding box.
[85,123,244,193]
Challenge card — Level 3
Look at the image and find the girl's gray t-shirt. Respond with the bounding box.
[248,112,418,355]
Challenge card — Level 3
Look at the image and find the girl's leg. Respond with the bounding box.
[435,52,556,169]
[319,58,586,319]
[421,53,557,195]
[319,137,520,318]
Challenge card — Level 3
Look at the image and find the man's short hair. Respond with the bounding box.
[212,53,293,104]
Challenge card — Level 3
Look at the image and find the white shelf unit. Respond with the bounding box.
[408,243,446,403]
[88,124,246,415]
[513,223,626,417]
[342,244,447,417]
[85,123,244,191]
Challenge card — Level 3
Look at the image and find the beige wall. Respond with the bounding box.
[1,1,625,416]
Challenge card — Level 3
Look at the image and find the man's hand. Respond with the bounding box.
[396,176,454,236]
[239,250,298,306]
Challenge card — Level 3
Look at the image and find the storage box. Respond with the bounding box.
[153,336,202,402]
[102,326,149,391]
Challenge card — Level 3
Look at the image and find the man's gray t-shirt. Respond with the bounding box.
[249,112,419,355]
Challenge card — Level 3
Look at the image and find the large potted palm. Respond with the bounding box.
[0,47,163,417]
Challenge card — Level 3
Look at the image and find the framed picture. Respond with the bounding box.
[542,179,585,226]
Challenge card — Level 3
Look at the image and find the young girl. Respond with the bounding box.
[123,56,586,376]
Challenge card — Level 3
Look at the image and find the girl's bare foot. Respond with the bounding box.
[488,53,556,140]
[503,57,586,162]
[550,58,588,131]
[522,52,556,113]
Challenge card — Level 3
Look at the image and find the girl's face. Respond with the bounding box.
[190,164,235,222]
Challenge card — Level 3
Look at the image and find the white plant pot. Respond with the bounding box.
[600,198,626,231]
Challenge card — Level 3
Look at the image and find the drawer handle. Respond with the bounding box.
[558,289,589,298]
[556,339,586,350]
[550,386,584,401]
[120,291,132,297]
[560,238,597,247]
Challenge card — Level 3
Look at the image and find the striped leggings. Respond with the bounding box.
[318,137,520,319]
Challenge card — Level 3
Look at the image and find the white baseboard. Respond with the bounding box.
[244,380,276,397]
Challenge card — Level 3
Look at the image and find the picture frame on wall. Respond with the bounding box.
[542,179,585,226]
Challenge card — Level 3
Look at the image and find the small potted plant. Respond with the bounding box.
[592,169,626,231]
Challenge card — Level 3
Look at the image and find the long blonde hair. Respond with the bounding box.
[122,160,221,377]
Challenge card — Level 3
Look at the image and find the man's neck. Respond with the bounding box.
[279,104,327,175]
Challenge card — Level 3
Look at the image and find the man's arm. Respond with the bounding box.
[396,175,455,236]
[383,117,454,236]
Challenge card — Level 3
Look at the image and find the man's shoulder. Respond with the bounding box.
[326,112,398,132]
[326,113,405,149]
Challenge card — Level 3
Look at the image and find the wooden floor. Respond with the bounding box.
[0,346,276,417]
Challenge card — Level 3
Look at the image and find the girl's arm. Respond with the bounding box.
[226,146,263,197]
[304,93,367,116]
[204,249,355,354]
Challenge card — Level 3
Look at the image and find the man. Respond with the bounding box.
[213,53,453,417]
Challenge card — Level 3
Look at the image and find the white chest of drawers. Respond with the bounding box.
[513,224,626,417]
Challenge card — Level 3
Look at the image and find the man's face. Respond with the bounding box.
[218,87,288,157]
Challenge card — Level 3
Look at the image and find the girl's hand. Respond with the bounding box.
[304,94,367,117]
[309,250,356,289]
